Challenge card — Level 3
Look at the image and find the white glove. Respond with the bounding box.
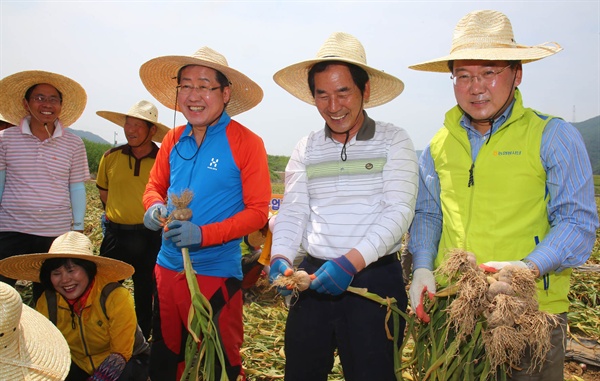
[143,203,168,231]
[479,260,527,273]
[409,268,436,323]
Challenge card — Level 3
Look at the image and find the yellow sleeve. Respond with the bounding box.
[104,287,137,360]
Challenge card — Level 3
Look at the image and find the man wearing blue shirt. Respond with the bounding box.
[408,10,599,380]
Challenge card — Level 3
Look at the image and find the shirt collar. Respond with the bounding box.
[181,111,231,140]
[459,99,516,137]
[20,116,65,138]
[121,142,159,159]
[323,111,375,141]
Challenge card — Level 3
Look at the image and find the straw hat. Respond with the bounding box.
[273,32,404,108]
[97,100,170,143]
[409,10,562,73]
[0,281,70,381]
[0,232,134,283]
[0,111,12,125]
[0,70,87,127]
[139,46,263,116]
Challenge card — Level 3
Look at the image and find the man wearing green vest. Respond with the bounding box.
[407,10,598,380]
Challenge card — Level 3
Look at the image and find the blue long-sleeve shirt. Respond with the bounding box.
[409,100,599,276]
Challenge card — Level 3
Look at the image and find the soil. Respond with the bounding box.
[565,361,600,380]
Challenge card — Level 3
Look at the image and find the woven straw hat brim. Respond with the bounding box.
[273,58,404,108]
[0,282,70,381]
[96,110,170,143]
[409,10,562,73]
[0,253,134,283]
[139,55,263,117]
[0,111,11,125]
[0,70,87,127]
[409,43,562,73]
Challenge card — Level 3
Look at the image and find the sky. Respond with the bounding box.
[1,1,598,155]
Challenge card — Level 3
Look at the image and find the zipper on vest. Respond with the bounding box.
[468,163,475,187]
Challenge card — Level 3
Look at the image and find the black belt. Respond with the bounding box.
[106,221,147,231]
[306,252,398,269]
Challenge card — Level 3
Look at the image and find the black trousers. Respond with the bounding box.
[99,226,161,339]
[0,231,56,305]
[284,254,407,381]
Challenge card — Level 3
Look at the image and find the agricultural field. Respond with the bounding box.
[55,184,600,380]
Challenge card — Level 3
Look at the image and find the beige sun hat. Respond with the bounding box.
[0,111,12,125]
[409,10,562,73]
[96,100,170,143]
[0,231,134,283]
[0,281,71,381]
[273,32,404,108]
[0,70,87,127]
[139,46,263,116]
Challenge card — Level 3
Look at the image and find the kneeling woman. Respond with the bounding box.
[0,231,150,381]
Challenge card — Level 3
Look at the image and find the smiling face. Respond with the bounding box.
[22,83,62,127]
[452,60,522,133]
[124,116,155,148]
[313,64,370,141]
[50,260,91,300]
[177,65,230,129]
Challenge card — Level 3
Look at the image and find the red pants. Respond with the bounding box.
[150,265,245,381]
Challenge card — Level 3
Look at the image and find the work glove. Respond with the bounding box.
[269,257,294,296]
[87,353,126,381]
[310,255,357,296]
[164,220,202,247]
[409,268,436,323]
[143,203,168,231]
[479,260,528,273]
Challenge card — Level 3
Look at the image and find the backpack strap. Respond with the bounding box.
[45,288,58,325]
[100,282,151,356]
[100,282,123,319]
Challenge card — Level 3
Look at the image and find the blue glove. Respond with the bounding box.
[310,256,357,295]
[164,220,202,247]
[269,257,293,296]
[143,204,168,231]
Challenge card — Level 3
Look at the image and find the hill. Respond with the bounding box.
[573,116,600,175]
[70,129,111,145]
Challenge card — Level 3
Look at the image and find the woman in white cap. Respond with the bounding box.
[95,100,169,339]
[0,231,150,381]
[408,10,598,380]
[0,70,90,304]
[0,281,70,381]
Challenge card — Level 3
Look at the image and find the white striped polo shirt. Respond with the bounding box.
[272,115,419,267]
[0,117,90,236]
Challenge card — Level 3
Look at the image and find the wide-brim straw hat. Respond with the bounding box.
[273,32,404,108]
[0,70,87,127]
[0,111,12,125]
[0,281,71,381]
[409,10,562,73]
[0,232,134,283]
[97,100,170,143]
[139,46,263,116]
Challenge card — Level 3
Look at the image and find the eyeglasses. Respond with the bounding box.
[450,65,512,88]
[176,84,221,96]
[30,95,61,104]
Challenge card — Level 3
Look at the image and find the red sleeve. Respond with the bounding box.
[142,126,185,209]
[201,121,271,246]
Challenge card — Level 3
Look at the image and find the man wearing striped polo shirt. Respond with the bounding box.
[0,70,89,304]
[269,32,419,381]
